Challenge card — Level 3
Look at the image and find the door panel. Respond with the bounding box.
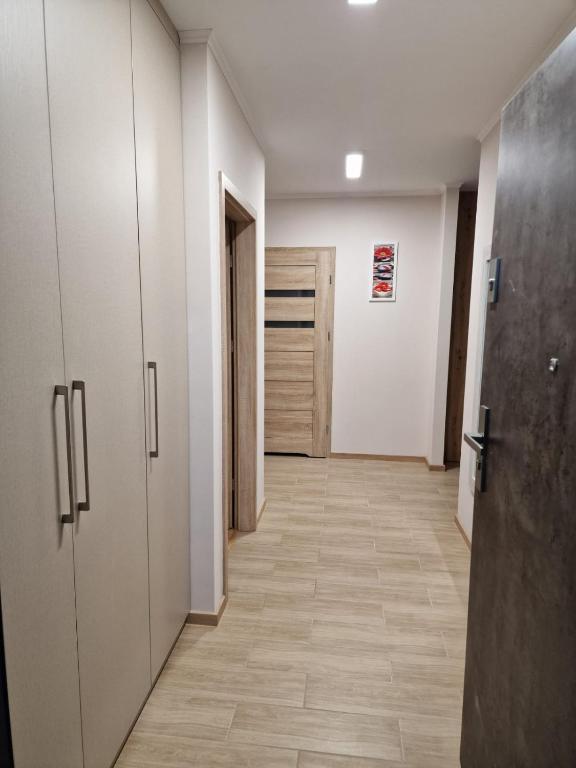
[461,30,576,768]
[265,381,315,411]
[0,3,83,765]
[265,410,314,454]
[265,265,316,290]
[265,248,335,457]
[265,297,316,322]
[265,352,314,381]
[131,0,190,681]
[44,2,150,767]
[265,328,315,352]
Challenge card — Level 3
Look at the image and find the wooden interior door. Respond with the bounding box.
[131,0,190,682]
[444,191,477,464]
[0,3,83,765]
[265,248,335,458]
[461,29,576,767]
[44,2,150,766]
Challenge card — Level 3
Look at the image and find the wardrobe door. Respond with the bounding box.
[131,0,191,678]
[0,2,83,766]
[44,2,150,767]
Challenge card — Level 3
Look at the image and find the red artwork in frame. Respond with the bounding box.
[370,242,398,302]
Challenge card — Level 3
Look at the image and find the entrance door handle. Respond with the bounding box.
[464,406,490,492]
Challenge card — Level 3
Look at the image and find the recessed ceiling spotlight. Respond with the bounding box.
[348,0,379,5]
[346,153,364,179]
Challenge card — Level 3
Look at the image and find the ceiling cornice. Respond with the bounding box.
[266,188,445,201]
[477,8,576,142]
[180,28,266,152]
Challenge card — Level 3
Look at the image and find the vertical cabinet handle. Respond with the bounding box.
[148,362,159,459]
[72,381,90,511]
[55,385,74,524]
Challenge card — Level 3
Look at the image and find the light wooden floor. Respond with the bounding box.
[117,455,469,767]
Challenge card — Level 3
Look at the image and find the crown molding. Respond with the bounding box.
[180,28,266,152]
[145,0,180,48]
[477,9,576,142]
[266,188,445,201]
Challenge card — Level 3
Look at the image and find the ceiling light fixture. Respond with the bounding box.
[346,153,364,179]
[348,0,379,5]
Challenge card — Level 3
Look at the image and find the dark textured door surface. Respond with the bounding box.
[461,29,576,768]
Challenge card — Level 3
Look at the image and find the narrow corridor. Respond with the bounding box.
[118,456,469,767]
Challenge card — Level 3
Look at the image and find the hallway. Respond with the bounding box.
[117,456,469,767]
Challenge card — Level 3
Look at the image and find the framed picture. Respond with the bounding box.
[370,242,398,302]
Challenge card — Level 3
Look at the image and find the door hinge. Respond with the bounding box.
[328,331,331,342]
[329,274,333,285]
[326,424,329,435]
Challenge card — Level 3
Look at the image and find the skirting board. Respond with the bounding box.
[330,453,425,463]
[257,497,267,522]
[454,515,472,550]
[187,594,228,627]
[425,458,447,472]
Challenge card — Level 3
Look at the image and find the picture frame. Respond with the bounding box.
[370,241,399,302]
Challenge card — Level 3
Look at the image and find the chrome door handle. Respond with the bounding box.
[464,405,490,492]
[55,385,75,524]
[72,381,90,511]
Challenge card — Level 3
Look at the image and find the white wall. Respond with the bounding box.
[181,42,265,613]
[457,124,501,540]
[266,196,446,458]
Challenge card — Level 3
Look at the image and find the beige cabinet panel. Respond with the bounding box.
[265,297,316,322]
[131,0,190,679]
[265,381,315,411]
[265,328,315,352]
[45,2,150,766]
[266,352,315,382]
[265,265,316,290]
[0,3,83,765]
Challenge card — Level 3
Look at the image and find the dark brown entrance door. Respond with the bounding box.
[461,29,576,768]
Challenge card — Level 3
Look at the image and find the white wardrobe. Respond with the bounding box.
[0,2,190,767]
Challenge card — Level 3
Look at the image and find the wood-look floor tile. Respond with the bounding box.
[247,639,393,677]
[304,673,463,720]
[117,455,469,766]
[297,751,406,767]
[228,703,402,761]
[117,734,299,768]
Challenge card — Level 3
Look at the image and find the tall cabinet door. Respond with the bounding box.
[0,2,83,766]
[131,0,191,678]
[44,2,150,767]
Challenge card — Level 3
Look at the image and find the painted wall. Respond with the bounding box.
[457,123,501,540]
[181,42,265,612]
[266,195,446,458]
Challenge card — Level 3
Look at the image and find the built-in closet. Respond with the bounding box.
[0,2,189,767]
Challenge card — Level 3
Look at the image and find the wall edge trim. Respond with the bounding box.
[187,595,228,627]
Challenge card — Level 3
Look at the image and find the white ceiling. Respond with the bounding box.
[163,0,576,196]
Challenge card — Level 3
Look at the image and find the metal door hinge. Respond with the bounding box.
[326,425,329,435]
[329,275,333,285]
[328,331,331,342]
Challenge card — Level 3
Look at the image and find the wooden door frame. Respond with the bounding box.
[265,247,336,457]
[219,173,258,562]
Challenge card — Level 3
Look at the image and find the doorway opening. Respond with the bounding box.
[444,191,477,466]
[219,173,258,593]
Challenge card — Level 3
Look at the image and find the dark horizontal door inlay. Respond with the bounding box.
[265,321,315,329]
[265,289,316,297]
